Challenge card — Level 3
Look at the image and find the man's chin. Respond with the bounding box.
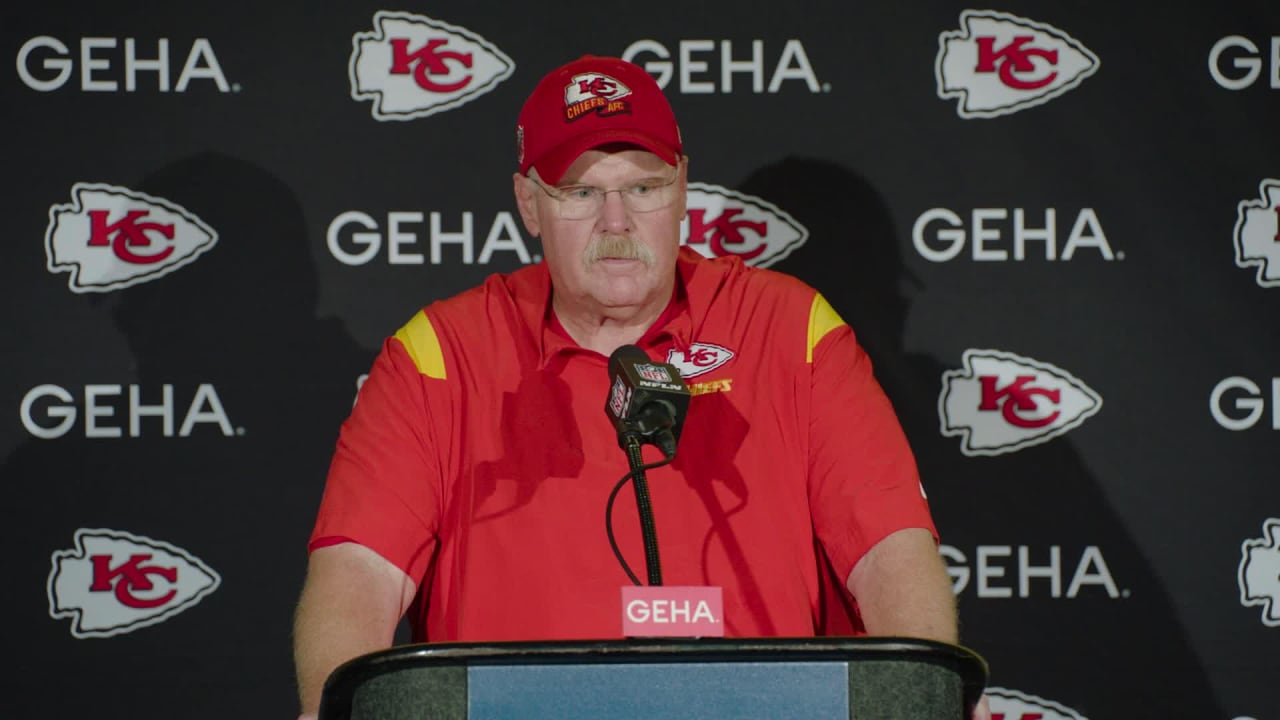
[589,276,655,307]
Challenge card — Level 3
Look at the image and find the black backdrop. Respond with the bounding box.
[2,2,1277,718]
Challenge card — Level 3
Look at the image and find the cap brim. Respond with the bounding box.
[530,129,679,184]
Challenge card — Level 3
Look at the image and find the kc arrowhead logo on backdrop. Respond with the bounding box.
[682,183,808,268]
[1234,178,1280,288]
[936,10,1100,118]
[48,528,221,638]
[987,687,1086,720]
[46,182,217,293]
[939,349,1102,456]
[1239,518,1280,627]
[350,11,514,121]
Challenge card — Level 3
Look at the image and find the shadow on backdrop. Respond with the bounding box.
[0,152,370,719]
[738,156,1223,718]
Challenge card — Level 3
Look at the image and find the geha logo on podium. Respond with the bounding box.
[622,586,724,638]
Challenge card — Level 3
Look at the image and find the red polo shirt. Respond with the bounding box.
[310,247,934,641]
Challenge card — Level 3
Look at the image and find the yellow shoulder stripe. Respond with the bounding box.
[394,311,447,379]
[806,294,847,363]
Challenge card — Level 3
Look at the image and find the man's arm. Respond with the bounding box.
[844,527,956,641]
[847,528,991,720]
[293,543,419,717]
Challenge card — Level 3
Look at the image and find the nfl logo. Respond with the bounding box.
[609,376,629,417]
[636,364,672,383]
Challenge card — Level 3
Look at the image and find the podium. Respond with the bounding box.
[319,637,988,719]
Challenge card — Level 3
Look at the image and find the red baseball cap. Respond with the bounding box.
[516,55,682,184]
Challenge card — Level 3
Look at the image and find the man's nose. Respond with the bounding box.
[597,190,632,233]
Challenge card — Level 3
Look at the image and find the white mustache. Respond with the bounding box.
[583,234,655,268]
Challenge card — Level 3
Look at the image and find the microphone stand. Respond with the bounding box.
[622,433,663,586]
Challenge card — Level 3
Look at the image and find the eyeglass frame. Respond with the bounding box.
[525,161,684,220]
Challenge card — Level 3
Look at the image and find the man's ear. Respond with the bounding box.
[513,172,541,238]
[675,155,690,219]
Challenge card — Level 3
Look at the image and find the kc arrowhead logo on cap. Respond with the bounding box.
[517,55,682,184]
[564,72,633,120]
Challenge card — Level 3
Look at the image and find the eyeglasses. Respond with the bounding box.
[528,172,681,220]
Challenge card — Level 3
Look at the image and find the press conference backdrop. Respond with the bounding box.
[2,1,1277,718]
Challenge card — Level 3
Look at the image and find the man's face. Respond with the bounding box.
[514,148,687,314]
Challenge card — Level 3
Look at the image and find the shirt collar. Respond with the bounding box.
[510,247,722,370]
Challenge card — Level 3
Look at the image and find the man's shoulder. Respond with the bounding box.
[682,251,829,366]
[685,249,819,310]
[386,264,546,356]
[438,264,540,306]
[405,264,545,326]
[380,265,545,384]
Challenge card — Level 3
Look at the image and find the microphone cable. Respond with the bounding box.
[605,441,675,586]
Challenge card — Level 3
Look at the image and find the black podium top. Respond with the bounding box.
[321,636,988,720]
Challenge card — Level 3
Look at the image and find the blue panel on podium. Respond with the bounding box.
[468,661,848,719]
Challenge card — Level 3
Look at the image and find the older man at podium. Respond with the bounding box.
[293,54,987,720]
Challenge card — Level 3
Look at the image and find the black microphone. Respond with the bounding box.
[605,344,690,458]
[602,344,690,587]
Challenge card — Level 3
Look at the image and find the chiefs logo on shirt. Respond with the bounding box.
[668,342,735,379]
